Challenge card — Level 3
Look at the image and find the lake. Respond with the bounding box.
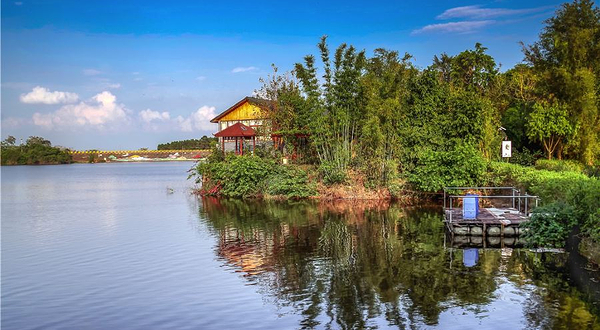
[2,162,599,330]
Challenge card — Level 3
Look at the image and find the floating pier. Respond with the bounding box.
[443,187,539,238]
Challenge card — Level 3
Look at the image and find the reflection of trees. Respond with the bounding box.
[199,197,599,329]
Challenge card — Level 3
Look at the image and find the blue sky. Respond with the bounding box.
[2,0,558,150]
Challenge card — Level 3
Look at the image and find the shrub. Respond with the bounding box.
[509,147,541,166]
[319,161,347,185]
[534,159,584,173]
[407,144,486,192]
[266,166,316,198]
[197,154,275,197]
[522,203,577,248]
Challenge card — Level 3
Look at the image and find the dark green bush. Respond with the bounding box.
[407,144,486,192]
[509,147,541,166]
[522,203,577,248]
[197,154,275,197]
[266,166,316,198]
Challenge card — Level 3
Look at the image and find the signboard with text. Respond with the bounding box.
[502,141,512,158]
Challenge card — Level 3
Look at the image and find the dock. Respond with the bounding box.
[443,187,539,238]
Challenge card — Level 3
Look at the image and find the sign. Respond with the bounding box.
[502,141,512,158]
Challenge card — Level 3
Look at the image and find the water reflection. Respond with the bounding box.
[199,198,599,329]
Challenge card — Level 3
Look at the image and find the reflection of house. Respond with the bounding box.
[210,97,271,153]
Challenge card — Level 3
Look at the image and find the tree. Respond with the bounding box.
[294,36,366,182]
[527,101,574,159]
[2,136,16,147]
[26,136,51,147]
[522,0,600,164]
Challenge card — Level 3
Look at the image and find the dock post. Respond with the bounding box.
[518,192,521,213]
[512,188,515,209]
[443,189,446,210]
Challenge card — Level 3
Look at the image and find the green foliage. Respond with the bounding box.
[522,0,600,165]
[295,36,366,181]
[266,166,316,198]
[318,161,347,185]
[510,147,542,166]
[522,203,577,248]
[194,154,316,198]
[198,154,275,197]
[526,101,573,159]
[535,159,584,173]
[408,144,487,192]
[487,161,600,243]
[157,136,216,150]
[1,136,72,165]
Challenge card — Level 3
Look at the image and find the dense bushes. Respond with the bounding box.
[487,161,600,243]
[193,154,315,199]
[407,145,487,192]
[521,203,577,247]
[534,159,584,173]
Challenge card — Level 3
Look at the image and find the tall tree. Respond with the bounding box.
[523,0,600,164]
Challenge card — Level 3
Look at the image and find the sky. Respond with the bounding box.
[1,0,559,150]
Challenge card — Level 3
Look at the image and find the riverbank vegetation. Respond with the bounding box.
[193,0,599,248]
[1,136,72,165]
[157,136,216,150]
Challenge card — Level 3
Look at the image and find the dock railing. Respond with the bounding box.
[443,187,540,223]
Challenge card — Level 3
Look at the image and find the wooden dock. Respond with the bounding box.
[442,186,539,237]
[444,207,529,236]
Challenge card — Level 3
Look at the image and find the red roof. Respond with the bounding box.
[214,123,256,138]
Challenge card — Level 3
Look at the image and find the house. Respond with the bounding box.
[210,96,272,154]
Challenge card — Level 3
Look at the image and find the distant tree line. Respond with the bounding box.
[157,136,217,150]
[1,136,72,165]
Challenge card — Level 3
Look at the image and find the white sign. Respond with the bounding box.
[502,141,512,158]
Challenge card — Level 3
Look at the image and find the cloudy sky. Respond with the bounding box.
[2,0,557,150]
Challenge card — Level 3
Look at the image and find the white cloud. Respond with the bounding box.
[196,76,206,81]
[83,68,102,76]
[436,5,550,20]
[32,91,129,130]
[177,106,216,132]
[232,66,258,73]
[20,86,79,104]
[139,109,170,123]
[106,83,121,89]
[412,20,494,35]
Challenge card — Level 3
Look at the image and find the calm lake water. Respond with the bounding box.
[2,162,599,330]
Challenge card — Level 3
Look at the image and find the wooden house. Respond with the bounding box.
[210,97,272,154]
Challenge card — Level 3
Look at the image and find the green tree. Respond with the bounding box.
[523,0,600,164]
[527,101,574,159]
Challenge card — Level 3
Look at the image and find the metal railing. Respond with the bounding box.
[443,187,540,223]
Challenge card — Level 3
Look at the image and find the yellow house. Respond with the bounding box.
[210,96,270,132]
[210,96,272,153]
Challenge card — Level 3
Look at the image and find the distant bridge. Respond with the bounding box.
[70,149,211,163]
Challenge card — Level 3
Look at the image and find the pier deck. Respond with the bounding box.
[444,208,529,226]
[442,187,539,237]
